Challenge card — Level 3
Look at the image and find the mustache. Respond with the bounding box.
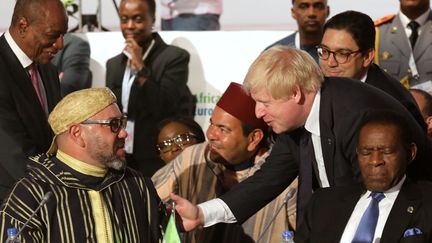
[208,141,222,149]
[115,138,125,148]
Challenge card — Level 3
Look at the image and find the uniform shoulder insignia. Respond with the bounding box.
[374,14,396,26]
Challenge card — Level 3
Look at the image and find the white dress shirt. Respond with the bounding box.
[199,89,329,226]
[4,31,32,69]
[339,176,405,243]
[399,9,431,38]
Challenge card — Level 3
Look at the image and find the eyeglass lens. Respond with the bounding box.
[110,116,127,133]
[157,133,196,153]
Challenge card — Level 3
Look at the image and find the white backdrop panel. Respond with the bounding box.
[85,31,291,129]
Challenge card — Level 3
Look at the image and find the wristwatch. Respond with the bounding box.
[137,66,151,78]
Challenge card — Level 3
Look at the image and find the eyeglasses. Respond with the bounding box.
[316,46,362,64]
[81,115,127,133]
[156,133,197,153]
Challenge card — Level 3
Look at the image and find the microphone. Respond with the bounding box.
[15,192,53,240]
[255,188,297,243]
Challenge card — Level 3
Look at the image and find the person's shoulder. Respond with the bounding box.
[124,166,146,179]
[313,184,357,197]
[265,32,296,50]
[106,53,124,65]
[374,14,396,27]
[164,44,190,58]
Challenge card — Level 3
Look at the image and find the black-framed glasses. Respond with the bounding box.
[81,115,127,133]
[156,133,197,153]
[316,45,362,64]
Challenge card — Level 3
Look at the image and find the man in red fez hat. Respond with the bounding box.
[152,82,298,243]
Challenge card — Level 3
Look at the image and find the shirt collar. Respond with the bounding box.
[360,70,369,83]
[364,175,406,202]
[56,149,107,178]
[4,30,33,68]
[304,89,321,136]
[399,8,431,27]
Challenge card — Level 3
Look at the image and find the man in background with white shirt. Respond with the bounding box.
[295,110,432,242]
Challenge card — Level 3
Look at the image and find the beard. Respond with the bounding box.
[89,134,126,171]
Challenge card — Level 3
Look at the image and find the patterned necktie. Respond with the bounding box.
[28,63,47,113]
[408,21,420,49]
[352,192,385,243]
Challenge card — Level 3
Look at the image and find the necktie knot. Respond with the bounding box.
[371,192,385,202]
[408,21,420,31]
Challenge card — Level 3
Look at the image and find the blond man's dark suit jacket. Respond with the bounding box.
[106,33,191,176]
[0,35,61,199]
[365,63,425,129]
[296,180,432,243]
[219,77,432,224]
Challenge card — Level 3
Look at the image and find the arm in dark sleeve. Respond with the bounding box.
[58,36,91,96]
[219,133,299,223]
[128,47,190,119]
[0,89,38,190]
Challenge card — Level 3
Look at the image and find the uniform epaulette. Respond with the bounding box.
[374,14,396,26]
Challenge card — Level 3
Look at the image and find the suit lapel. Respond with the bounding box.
[0,36,46,117]
[318,83,336,186]
[390,15,412,59]
[381,180,422,243]
[38,64,60,112]
[413,12,432,58]
[333,186,365,241]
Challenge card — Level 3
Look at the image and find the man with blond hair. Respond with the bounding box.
[170,46,432,230]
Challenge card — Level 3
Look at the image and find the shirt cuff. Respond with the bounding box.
[198,198,237,227]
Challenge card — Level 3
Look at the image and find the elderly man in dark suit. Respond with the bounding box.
[0,0,66,199]
[296,110,432,243]
[169,46,432,233]
[318,10,425,129]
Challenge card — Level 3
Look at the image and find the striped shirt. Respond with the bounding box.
[152,142,298,243]
[0,152,166,243]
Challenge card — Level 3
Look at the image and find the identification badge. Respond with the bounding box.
[124,120,135,154]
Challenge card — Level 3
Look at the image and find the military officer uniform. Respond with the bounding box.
[374,10,432,91]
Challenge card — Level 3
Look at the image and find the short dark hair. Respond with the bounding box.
[157,116,205,143]
[323,10,375,53]
[12,0,63,25]
[410,89,432,117]
[292,0,327,5]
[358,110,413,149]
[241,123,270,149]
[120,0,156,18]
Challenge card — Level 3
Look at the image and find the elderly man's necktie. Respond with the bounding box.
[352,192,385,243]
[28,63,47,113]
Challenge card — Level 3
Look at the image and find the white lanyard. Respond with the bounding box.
[121,39,155,113]
[408,52,419,79]
[294,31,300,49]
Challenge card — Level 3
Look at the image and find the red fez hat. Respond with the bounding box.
[216,82,268,131]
